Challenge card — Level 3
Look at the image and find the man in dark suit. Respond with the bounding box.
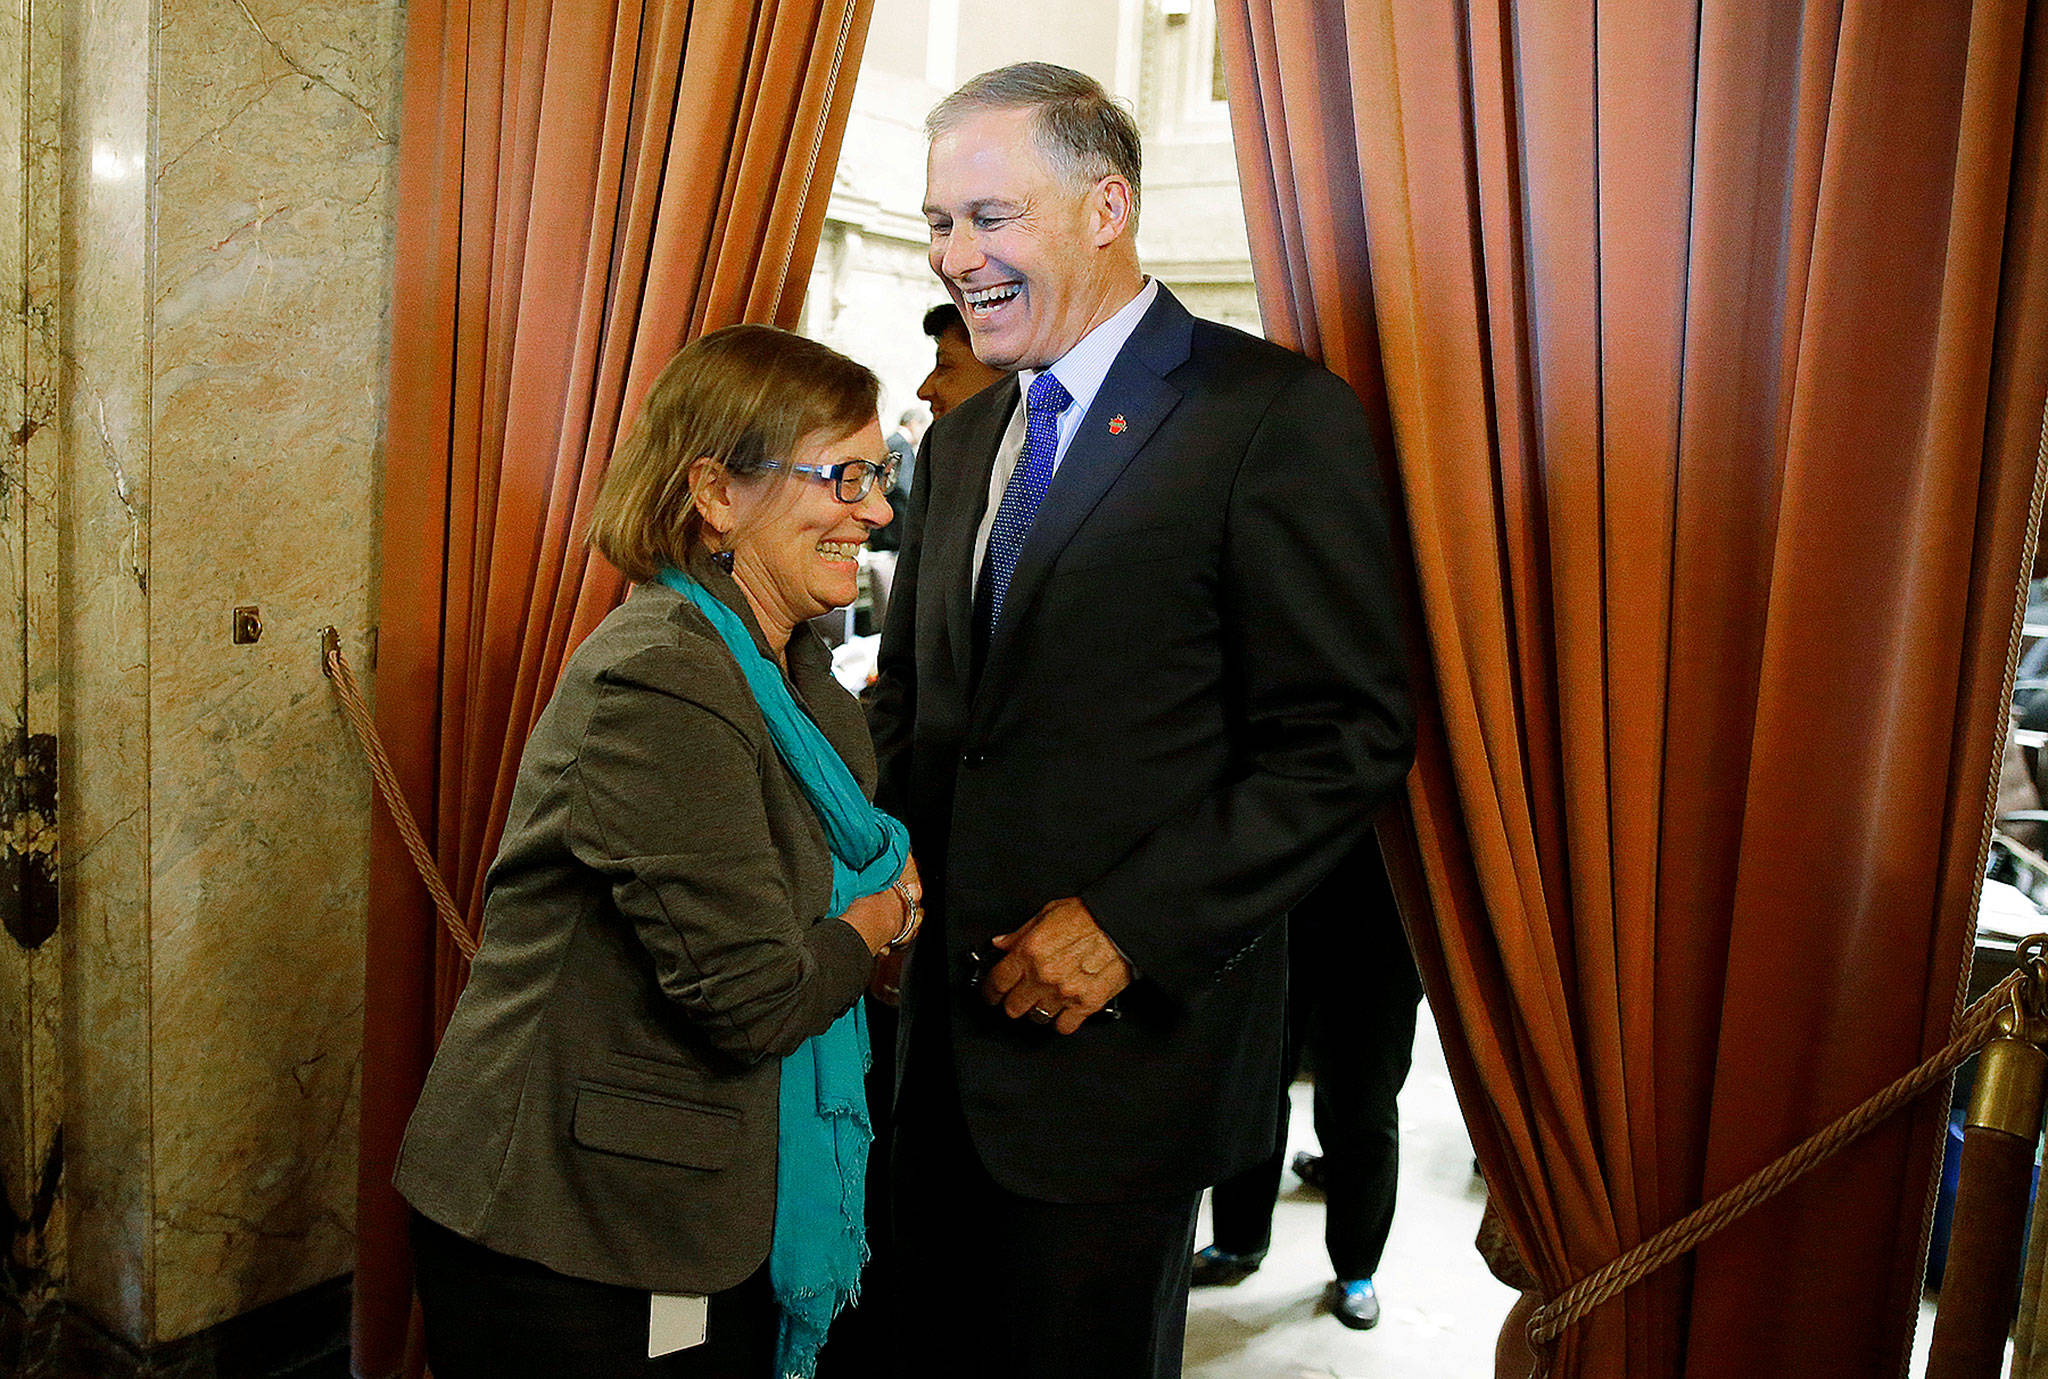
[867,63,1414,1379]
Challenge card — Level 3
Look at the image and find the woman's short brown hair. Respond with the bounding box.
[586,325,880,582]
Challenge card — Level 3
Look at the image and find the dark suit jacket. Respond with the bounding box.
[868,287,1415,1204]
[395,554,877,1293]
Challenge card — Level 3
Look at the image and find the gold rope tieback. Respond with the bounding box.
[1528,949,2048,1352]
[1529,389,2048,1358]
[321,628,479,960]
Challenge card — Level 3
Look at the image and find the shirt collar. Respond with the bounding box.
[1018,277,1160,419]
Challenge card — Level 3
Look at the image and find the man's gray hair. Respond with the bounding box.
[927,63,1142,213]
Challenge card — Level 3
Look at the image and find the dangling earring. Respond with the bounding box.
[712,549,735,573]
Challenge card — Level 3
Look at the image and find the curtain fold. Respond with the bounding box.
[1218,2,2048,1375]
[353,4,872,1374]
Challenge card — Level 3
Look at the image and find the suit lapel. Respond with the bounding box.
[937,377,1019,691]
[973,289,1195,714]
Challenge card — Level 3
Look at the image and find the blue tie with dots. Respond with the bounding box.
[982,371,1072,631]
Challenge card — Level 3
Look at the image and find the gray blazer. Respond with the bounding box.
[394,553,879,1294]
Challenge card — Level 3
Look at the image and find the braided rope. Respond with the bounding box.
[1528,966,2031,1348]
[1531,395,2048,1352]
[323,633,479,960]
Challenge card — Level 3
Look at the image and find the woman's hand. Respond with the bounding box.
[840,888,905,956]
[869,946,909,1006]
[840,854,923,958]
[866,857,922,1003]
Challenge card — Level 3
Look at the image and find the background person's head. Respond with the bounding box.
[924,63,1146,372]
[916,302,1007,417]
[587,325,890,639]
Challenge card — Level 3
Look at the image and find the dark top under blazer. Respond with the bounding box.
[868,286,1416,1204]
[395,553,877,1294]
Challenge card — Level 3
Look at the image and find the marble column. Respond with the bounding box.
[5,0,400,1349]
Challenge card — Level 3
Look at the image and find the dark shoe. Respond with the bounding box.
[1291,1150,1328,1195]
[1189,1245,1266,1287]
[1325,1278,1380,1330]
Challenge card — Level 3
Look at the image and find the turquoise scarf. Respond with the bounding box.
[655,568,908,1379]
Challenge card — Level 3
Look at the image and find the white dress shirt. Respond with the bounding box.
[970,278,1161,589]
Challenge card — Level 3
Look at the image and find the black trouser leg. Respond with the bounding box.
[1205,1100,1289,1258]
[410,1213,776,1379]
[1307,970,1420,1280]
[1208,841,1425,1280]
[893,1019,1201,1379]
[1207,955,1315,1258]
[1293,841,1424,1282]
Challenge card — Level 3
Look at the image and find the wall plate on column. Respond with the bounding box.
[233,606,262,644]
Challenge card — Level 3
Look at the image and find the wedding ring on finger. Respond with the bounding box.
[1028,1005,1056,1025]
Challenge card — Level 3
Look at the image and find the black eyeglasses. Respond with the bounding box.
[759,455,899,503]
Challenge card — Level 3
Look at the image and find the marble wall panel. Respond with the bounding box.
[2,0,36,1294]
[22,0,67,1297]
[1,0,69,1309]
[146,0,398,1343]
[57,0,157,1346]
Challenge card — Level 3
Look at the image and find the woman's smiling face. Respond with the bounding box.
[723,418,892,643]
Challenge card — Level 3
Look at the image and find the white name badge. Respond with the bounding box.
[649,1292,708,1358]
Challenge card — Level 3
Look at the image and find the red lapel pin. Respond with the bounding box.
[1108,414,1127,435]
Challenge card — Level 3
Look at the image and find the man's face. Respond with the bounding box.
[924,107,1120,372]
[917,325,1006,417]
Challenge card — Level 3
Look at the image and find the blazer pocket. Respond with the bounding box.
[571,1083,741,1170]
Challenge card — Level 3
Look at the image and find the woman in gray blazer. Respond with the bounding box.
[395,326,921,1379]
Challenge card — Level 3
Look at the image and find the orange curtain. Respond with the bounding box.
[353,3,872,1373]
[1218,2,2048,1375]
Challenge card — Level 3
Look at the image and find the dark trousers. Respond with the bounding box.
[890,1021,1201,1379]
[1209,843,1423,1281]
[411,1212,777,1379]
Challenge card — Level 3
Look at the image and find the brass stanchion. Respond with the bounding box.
[1928,949,2048,1379]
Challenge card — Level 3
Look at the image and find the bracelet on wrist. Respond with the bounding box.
[884,880,921,950]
